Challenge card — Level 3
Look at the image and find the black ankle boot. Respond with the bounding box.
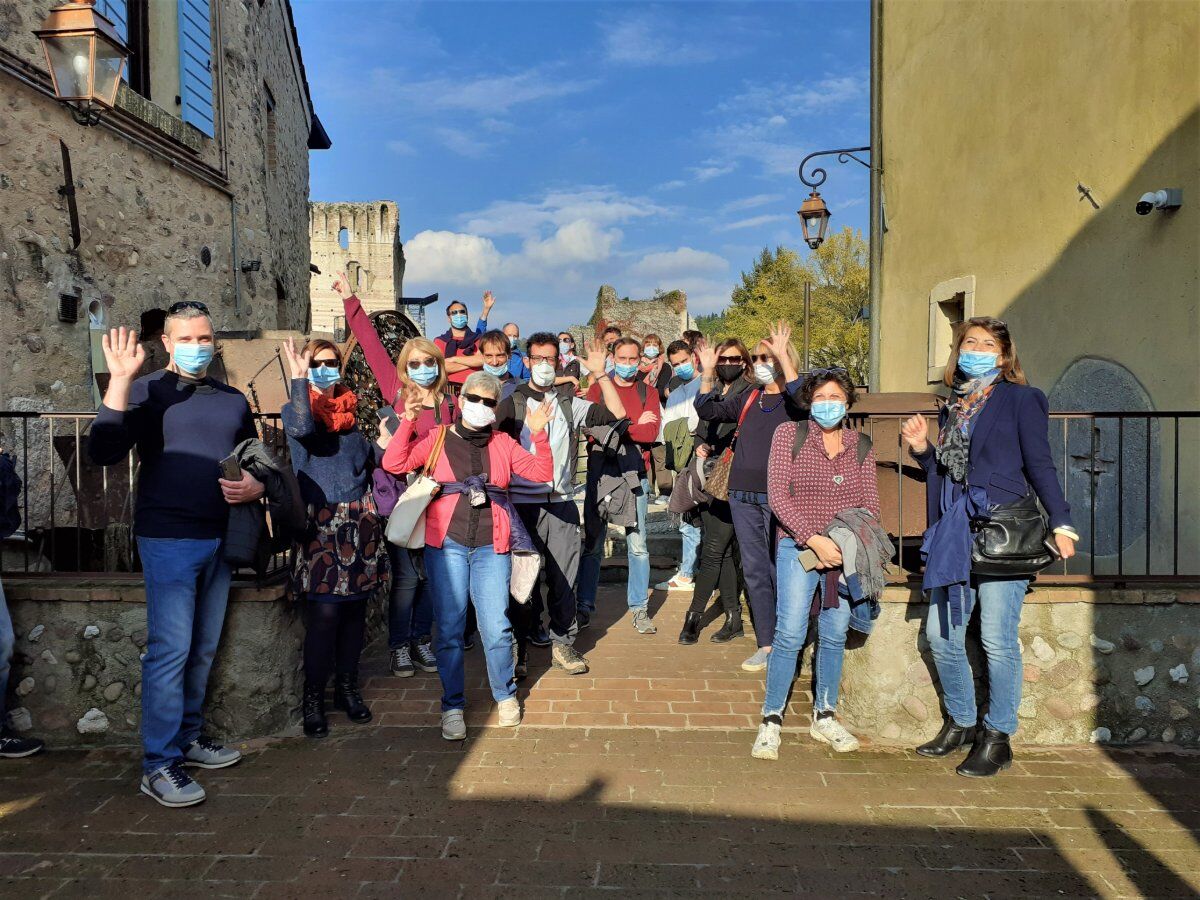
[302,685,328,738]
[333,673,373,723]
[956,727,1012,777]
[916,718,977,757]
[678,612,702,645]
[710,611,744,643]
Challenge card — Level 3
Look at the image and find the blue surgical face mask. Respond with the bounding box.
[613,362,639,381]
[958,350,999,378]
[450,312,468,329]
[483,361,509,377]
[409,365,438,388]
[308,365,341,390]
[811,400,847,429]
[673,362,695,381]
[643,345,660,360]
[172,342,214,375]
[559,341,573,356]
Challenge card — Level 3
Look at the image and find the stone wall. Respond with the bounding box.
[836,585,1200,747]
[578,285,689,343]
[1,579,386,745]
[309,201,404,335]
[0,0,319,413]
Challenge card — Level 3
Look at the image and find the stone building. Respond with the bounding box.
[0,0,329,412]
[579,284,690,342]
[308,200,404,335]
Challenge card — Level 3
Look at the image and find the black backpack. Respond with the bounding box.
[511,385,575,437]
[0,450,22,540]
[787,421,873,497]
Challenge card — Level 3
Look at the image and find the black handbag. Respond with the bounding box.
[970,491,1053,576]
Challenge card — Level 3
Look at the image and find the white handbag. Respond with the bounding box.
[385,426,447,549]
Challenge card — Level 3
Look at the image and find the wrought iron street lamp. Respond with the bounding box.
[797,146,871,250]
[34,0,128,127]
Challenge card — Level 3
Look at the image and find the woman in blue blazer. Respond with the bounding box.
[900,317,1077,777]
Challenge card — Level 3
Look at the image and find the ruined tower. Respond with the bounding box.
[309,201,405,335]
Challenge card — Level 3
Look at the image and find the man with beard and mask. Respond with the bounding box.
[496,333,625,674]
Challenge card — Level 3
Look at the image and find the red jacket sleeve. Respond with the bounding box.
[343,294,401,403]
[626,385,661,444]
[383,419,438,475]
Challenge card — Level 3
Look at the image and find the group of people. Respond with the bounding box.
[0,279,1079,807]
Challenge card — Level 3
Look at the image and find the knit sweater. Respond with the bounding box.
[767,423,880,544]
[281,379,374,507]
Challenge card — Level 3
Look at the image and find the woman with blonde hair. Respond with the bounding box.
[281,336,387,738]
[333,274,455,679]
[695,322,806,673]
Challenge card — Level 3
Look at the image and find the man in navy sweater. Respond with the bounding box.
[88,303,264,808]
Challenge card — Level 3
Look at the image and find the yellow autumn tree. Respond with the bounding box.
[699,227,869,384]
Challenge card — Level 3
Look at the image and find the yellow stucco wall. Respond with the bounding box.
[876,0,1199,408]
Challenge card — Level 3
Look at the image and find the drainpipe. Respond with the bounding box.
[868,0,883,393]
[230,198,241,314]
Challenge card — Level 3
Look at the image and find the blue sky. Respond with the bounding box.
[294,0,869,332]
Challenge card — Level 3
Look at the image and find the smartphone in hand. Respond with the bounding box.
[218,453,242,482]
[1044,536,1063,560]
[377,405,401,434]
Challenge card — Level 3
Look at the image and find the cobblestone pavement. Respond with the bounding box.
[0,587,1197,898]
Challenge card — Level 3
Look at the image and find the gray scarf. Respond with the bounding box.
[935,371,1000,484]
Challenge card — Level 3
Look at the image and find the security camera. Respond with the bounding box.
[1136,189,1183,215]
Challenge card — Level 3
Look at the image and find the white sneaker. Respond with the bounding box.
[441,709,466,741]
[654,573,695,591]
[810,712,860,752]
[751,721,782,760]
[497,698,521,727]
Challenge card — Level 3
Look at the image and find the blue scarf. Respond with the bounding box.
[440,475,536,553]
[921,481,990,629]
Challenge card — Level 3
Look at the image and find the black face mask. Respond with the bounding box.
[716,364,744,384]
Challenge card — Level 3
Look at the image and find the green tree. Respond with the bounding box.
[708,228,869,384]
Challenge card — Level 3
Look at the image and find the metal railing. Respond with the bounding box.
[851,411,1200,585]
[0,411,290,583]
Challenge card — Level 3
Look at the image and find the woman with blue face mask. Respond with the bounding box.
[281,336,387,740]
[752,368,881,761]
[901,317,1077,778]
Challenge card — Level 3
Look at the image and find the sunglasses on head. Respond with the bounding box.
[406,357,437,369]
[310,358,340,370]
[462,392,498,408]
[809,366,848,378]
[716,355,745,365]
[168,300,209,315]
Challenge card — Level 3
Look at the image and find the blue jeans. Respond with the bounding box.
[925,578,1027,735]
[386,543,433,648]
[424,538,516,711]
[137,537,233,774]
[579,477,651,613]
[763,537,854,717]
[0,578,13,724]
[679,518,701,579]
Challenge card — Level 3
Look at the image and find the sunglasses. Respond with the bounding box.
[750,353,774,364]
[310,358,340,370]
[809,366,848,378]
[168,300,209,315]
[406,358,437,369]
[462,392,498,408]
[448,308,467,317]
[716,355,745,365]
[558,337,574,344]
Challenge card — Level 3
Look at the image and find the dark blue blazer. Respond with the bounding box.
[914,380,1072,530]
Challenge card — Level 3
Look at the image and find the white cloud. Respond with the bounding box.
[386,139,416,156]
[404,231,502,286]
[630,248,728,279]
[462,188,667,239]
[599,9,763,67]
[689,160,738,182]
[656,179,688,191]
[368,67,597,115]
[433,126,488,158]
[717,75,868,116]
[718,214,791,232]
[721,193,784,214]
[521,220,622,267]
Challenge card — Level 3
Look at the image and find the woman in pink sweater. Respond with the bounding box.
[383,371,554,741]
[752,368,880,762]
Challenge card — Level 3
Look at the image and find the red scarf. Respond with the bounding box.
[310,384,358,433]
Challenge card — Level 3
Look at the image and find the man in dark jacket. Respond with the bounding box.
[88,304,264,808]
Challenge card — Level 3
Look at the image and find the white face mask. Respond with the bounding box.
[531,361,556,389]
[461,400,497,429]
[753,362,777,385]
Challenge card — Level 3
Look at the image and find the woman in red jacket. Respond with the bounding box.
[383,372,554,741]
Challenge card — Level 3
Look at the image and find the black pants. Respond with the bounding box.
[688,501,743,617]
[304,598,367,689]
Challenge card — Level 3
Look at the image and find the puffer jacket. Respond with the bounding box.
[224,438,305,570]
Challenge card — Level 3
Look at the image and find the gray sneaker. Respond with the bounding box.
[551,642,589,674]
[441,709,466,741]
[741,647,771,672]
[183,736,241,769]
[140,762,206,808]
[632,608,657,634]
